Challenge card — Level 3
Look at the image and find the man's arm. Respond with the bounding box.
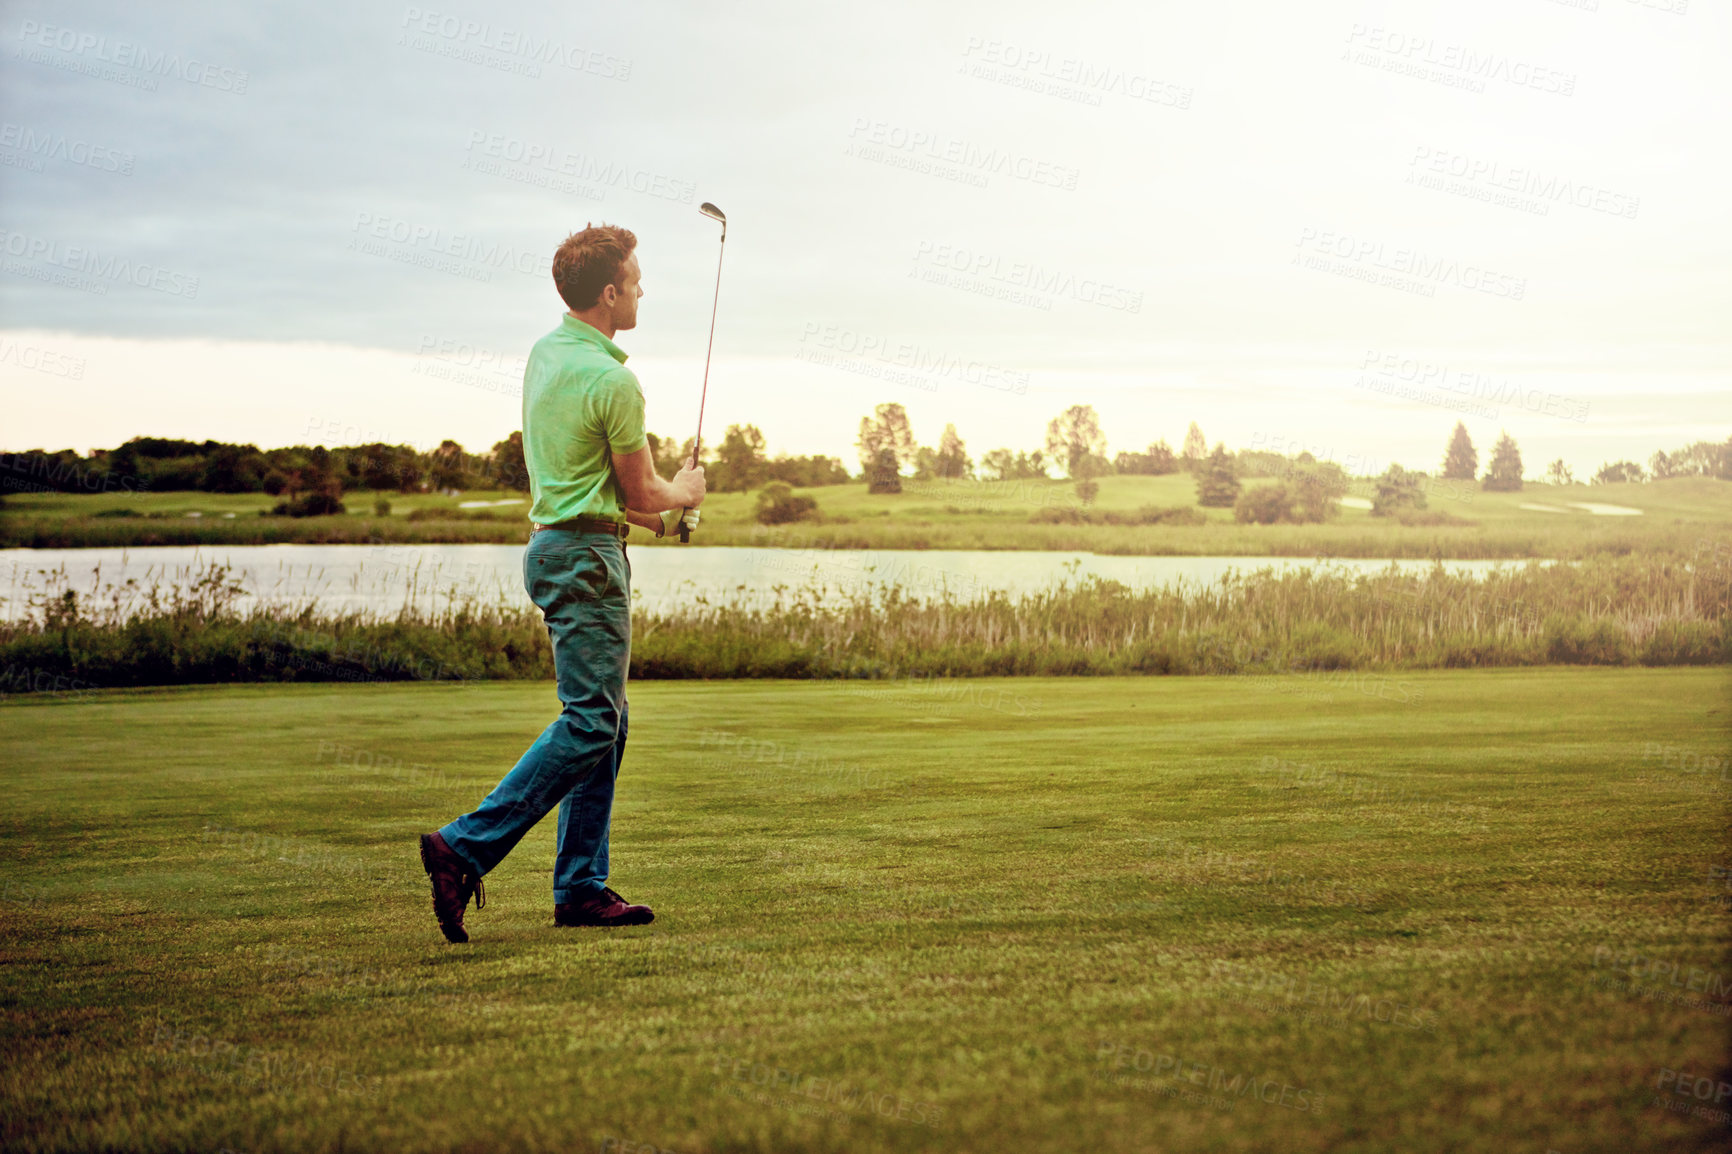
[611,445,705,516]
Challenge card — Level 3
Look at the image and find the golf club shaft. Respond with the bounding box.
[679,224,725,543]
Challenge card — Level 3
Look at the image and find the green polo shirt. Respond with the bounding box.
[521,314,648,525]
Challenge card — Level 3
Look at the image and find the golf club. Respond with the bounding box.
[679,201,727,543]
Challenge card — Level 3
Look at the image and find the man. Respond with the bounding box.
[418,223,705,943]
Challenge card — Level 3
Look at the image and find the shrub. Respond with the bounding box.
[1234,484,1292,525]
[271,489,345,518]
[755,482,819,525]
[1394,509,1477,527]
[1030,505,1206,527]
[1372,465,1429,516]
[373,497,392,516]
[1110,505,1206,527]
[1075,480,1099,506]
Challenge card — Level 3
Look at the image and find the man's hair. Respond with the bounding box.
[552,224,637,311]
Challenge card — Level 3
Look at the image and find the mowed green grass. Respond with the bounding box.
[1,669,1727,1153]
[8,475,1729,558]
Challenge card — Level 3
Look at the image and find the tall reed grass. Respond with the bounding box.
[0,554,1724,693]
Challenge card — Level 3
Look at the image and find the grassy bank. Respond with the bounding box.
[5,475,1729,559]
[1,670,1725,1152]
[1,552,1724,693]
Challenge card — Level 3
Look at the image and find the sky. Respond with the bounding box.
[1,0,1726,479]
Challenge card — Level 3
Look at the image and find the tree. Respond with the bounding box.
[713,424,768,492]
[1073,452,1112,480]
[1482,431,1523,491]
[1441,422,1477,481]
[763,455,850,487]
[935,424,971,480]
[1287,459,1348,522]
[1194,443,1241,507]
[492,432,529,492]
[646,432,692,478]
[1234,484,1292,524]
[345,443,422,492]
[856,403,916,477]
[429,440,470,492]
[866,447,902,494]
[1114,440,1177,475]
[1371,465,1428,516]
[1076,479,1099,506]
[1545,459,1574,486]
[1649,439,1732,479]
[980,449,1048,481]
[1044,405,1107,478]
[1180,423,1207,470]
[1592,460,1645,484]
[199,443,265,493]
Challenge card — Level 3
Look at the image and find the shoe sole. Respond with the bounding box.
[419,834,470,944]
[554,912,655,929]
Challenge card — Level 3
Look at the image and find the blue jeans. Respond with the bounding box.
[439,529,631,904]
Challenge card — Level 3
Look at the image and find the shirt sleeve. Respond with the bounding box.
[595,367,648,455]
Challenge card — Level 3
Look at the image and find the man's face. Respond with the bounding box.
[608,252,643,331]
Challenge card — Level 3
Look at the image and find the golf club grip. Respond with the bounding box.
[678,509,690,543]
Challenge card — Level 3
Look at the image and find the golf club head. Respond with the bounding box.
[700,202,726,239]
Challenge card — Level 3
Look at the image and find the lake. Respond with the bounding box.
[0,544,1545,619]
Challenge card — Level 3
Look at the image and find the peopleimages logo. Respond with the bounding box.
[1095,1041,1324,1113]
[959,36,1194,110]
[1358,349,1589,423]
[398,8,630,80]
[797,322,1030,395]
[1343,25,1576,96]
[0,123,134,174]
[1294,227,1525,300]
[0,337,86,379]
[911,240,1142,313]
[13,20,249,93]
[847,116,1080,190]
[461,131,694,203]
[0,229,200,298]
[1408,146,1639,220]
[347,212,551,281]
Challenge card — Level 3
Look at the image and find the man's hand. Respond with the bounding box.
[673,454,706,508]
[660,507,699,537]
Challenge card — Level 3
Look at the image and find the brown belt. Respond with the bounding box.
[531,516,628,540]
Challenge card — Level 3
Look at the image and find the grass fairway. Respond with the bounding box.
[7,475,1729,559]
[2,669,1727,1153]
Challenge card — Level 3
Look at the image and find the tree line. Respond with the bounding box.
[3,414,1724,511]
[0,432,850,508]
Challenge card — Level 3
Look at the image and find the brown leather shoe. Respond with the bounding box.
[554,886,654,928]
[419,832,485,943]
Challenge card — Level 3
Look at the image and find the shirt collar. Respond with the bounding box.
[561,313,629,364]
